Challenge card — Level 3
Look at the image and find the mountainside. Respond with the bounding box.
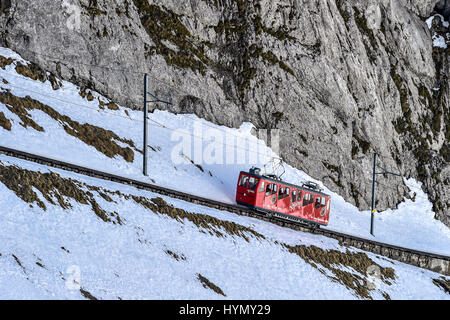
[0,45,449,253]
[0,0,448,227]
[0,47,449,299]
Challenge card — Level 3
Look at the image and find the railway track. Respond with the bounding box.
[0,145,449,276]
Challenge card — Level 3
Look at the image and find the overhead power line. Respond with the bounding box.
[0,68,267,141]
[9,45,219,104]
[0,73,414,183]
[3,46,411,180]
[6,45,316,139]
[0,80,274,159]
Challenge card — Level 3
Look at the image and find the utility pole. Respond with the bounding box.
[370,152,402,237]
[142,73,173,177]
[370,153,377,236]
[143,74,148,176]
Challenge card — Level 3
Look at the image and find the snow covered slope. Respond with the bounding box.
[0,47,449,258]
[0,48,448,257]
[0,154,448,299]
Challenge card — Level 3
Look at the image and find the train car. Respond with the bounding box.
[236,167,331,227]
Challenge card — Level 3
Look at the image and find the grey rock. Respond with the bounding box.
[0,0,448,226]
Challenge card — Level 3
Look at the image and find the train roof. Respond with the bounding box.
[239,171,330,197]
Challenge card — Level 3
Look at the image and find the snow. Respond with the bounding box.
[0,48,449,299]
[0,47,449,257]
[327,178,450,254]
[0,154,448,299]
[426,14,450,29]
[426,14,449,49]
[433,35,447,48]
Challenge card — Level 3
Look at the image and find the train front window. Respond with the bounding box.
[265,184,272,196]
[291,190,297,202]
[303,194,310,206]
[321,197,326,206]
[239,175,249,187]
[248,177,259,190]
[297,191,302,202]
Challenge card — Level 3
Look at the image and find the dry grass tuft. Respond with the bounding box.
[0,55,13,69]
[165,250,186,261]
[284,244,396,299]
[197,273,226,296]
[15,62,47,82]
[132,196,265,242]
[3,96,45,131]
[79,88,95,101]
[181,153,205,172]
[0,111,11,130]
[433,277,450,294]
[99,99,119,110]
[15,62,61,90]
[0,163,122,224]
[0,92,138,162]
[382,291,391,300]
[12,254,25,272]
[80,288,98,300]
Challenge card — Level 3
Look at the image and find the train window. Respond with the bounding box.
[302,193,310,206]
[321,197,326,206]
[315,197,321,209]
[248,177,259,190]
[266,183,277,196]
[239,175,249,187]
[291,190,297,202]
[259,181,265,192]
[326,199,330,211]
[297,191,302,202]
[303,193,314,206]
[279,186,290,199]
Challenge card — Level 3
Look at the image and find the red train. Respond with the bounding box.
[236,167,331,227]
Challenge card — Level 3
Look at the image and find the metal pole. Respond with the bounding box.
[143,74,148,176]
[370,153,377,236]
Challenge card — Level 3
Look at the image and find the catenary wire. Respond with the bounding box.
[0,80,276,158]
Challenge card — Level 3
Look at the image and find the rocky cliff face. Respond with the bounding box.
[0,0,448,225]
